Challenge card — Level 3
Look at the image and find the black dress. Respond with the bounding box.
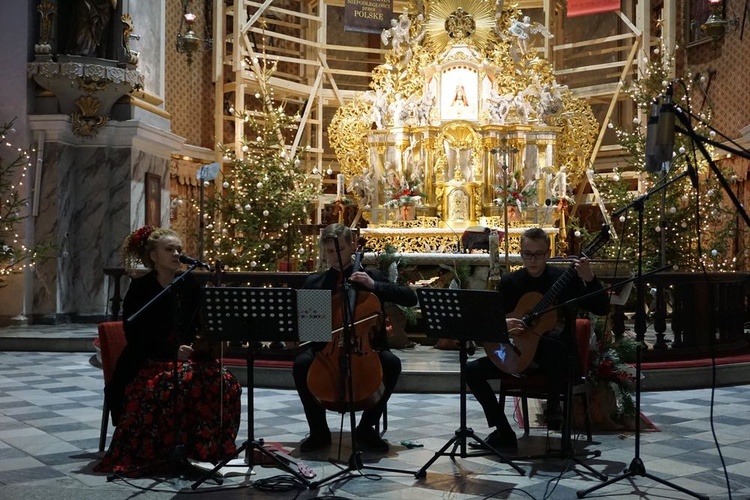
[95,271,242,476]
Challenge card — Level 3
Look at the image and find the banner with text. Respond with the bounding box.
[567,0,620,17]
[345,0,392,34]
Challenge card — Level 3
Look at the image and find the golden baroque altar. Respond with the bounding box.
[328,0,598,254]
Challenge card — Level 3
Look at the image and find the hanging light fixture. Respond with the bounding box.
[701,0,738,42]
[176,0,212,62]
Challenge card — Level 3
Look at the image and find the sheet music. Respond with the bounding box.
[296,290,332,342]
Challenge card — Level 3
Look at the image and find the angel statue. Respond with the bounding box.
[486,89,514,125]
[362,88,388,129]
[381,12,425,66]
[352,167,376,208]
[507,15,553,59]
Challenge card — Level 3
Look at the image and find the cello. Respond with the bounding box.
[306,244,385,413]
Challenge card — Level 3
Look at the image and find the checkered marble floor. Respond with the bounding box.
[1,351,749,499]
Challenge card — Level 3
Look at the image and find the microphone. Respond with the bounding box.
[654,85,675,170]
[179,254,212,271]
[644,99,661,173]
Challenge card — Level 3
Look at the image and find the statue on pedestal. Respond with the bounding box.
[69,0,118,58]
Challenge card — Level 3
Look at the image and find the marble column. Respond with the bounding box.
[28,116,183,323]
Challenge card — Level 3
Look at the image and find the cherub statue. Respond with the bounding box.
[486,89,514,124]
[538,81,567,120]
[381,13,410,53]
[507,15,553,59]
[512,93,534,123]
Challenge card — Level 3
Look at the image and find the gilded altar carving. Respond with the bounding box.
[328,0,596,251]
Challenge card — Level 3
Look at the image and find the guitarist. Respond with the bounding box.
[466,227,608,450]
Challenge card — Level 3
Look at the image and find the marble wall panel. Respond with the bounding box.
[32,141,169,320]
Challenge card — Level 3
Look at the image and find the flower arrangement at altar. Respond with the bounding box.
[587,325,638,427]
[383,164,424,208]
[384,186,423,207]
[493,170,537,212]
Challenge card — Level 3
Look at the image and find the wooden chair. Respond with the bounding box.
[97,321,126,452]
[497,318,593,441]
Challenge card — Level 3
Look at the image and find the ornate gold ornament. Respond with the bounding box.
[426,0,496,53]
[72,95,107,137]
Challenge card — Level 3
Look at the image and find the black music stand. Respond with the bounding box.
[414,288,525,478]
[191,287,314,489]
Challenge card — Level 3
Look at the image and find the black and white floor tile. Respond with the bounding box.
[0,350,749,499]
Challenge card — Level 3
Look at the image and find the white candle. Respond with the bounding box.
[559,171,567,198]
[336,173,345,199]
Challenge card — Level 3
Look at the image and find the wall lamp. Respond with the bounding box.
[701,0,739,42]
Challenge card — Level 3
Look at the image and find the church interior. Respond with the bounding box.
[1,0,750,498]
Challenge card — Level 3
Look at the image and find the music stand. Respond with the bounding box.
[414,288,525,478]
[191,287,315,489]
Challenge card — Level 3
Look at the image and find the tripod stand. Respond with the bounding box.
[192,287,314,489]
[414,287,525,478]
[309,241,416,489]
[577,172,708,500]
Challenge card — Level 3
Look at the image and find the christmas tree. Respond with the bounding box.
[596,50,739,272]
[202,59,322,271]
[0,120,36,288]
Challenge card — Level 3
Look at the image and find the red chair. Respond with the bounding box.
[497,318,593,441]
[97,321,127,451]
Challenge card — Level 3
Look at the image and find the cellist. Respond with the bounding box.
[292,223,418,453]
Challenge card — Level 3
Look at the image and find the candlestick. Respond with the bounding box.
[336,173,345,199]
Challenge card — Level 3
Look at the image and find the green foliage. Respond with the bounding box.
[590,319,638,420]
[202,63,322,271]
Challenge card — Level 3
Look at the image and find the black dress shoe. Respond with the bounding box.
[470,428,518,450]
[299,432,331,453]
[354,425,389,453]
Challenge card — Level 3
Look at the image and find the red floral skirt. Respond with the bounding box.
[95,360,241,477]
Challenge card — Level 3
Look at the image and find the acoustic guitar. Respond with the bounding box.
[484,225,610,374]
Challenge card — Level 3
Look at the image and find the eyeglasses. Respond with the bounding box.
[520,251,548,261]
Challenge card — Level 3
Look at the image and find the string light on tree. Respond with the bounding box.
[1,120,51,284]
[592,42,739,271]
[201,58,322,271]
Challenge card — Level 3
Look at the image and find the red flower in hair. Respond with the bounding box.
[133,226,154,248]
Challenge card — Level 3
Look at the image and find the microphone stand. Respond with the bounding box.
[671,103,750,229]
[577,171,708,499]
[309,239,413,489]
